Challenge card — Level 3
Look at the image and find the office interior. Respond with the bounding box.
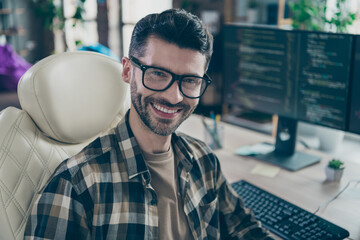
[1,0,360,239]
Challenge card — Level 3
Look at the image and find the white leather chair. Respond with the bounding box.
[0,51,130,240]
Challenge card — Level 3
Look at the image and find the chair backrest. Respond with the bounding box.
[0,51,130,240]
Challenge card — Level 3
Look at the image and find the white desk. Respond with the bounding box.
[178,114,360,239]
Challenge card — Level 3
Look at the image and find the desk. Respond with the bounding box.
[178,114,360,239]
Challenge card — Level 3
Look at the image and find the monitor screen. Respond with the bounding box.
[223,24,357,171]
[348,36,360,135]
[223,24,352,130]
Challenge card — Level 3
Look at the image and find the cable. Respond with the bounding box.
[297,138,311,149]
[313,179,360,214]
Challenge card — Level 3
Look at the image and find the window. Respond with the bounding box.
[60,0,172,58]
[121,0,172,57]
[59,0,98,51]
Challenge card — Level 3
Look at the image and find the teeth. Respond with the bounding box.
[153,103,177,114]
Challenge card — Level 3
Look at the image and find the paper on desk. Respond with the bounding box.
[251,164,280,178]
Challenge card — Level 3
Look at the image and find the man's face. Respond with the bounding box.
[123,37,207,136]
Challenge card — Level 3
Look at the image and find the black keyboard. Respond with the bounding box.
[231,180,349,240]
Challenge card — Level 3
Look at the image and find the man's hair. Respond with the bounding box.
[129,8,213,70]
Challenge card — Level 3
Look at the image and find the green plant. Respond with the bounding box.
[325,0,356,33]
[289,0,326,31]
[328,159,344,170]
[248,0,259,9]
[31,0,87,30]
[289,0,357,33]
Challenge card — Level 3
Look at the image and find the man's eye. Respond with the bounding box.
[150,70,167,78]
[183,78,201,85]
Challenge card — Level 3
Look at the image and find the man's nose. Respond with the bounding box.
[161,80,184,104]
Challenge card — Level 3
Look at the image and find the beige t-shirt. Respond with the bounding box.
[142,146,192,240]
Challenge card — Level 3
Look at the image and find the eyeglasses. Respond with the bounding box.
[129,57,212,99]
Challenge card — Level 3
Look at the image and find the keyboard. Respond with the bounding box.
[231,180,349,240]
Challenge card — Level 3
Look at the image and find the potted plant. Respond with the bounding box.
[30,0,87,31]
[289,0,357,33]
[289,0,326,31]
[325,0,357,33]
[325,159,345,182]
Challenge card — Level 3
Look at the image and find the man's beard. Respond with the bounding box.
[130,80,196,136]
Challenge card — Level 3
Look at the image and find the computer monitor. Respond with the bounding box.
[223,24,357,171]
[348,36,360,135]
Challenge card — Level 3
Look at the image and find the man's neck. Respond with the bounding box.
[129,108,172,154]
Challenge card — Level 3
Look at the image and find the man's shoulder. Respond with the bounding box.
[52,132,117,183]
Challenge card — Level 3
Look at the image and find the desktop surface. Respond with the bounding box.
[178,114,360,239]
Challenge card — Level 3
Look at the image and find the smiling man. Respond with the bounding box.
[25,9,272,240]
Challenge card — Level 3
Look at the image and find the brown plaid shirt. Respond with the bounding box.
[24,112,272,240]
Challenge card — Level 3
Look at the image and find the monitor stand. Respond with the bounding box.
[253,117,321,171]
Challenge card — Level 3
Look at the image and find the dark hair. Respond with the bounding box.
[129,8,213,70]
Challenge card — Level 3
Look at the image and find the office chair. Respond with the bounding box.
[0,51,130,240]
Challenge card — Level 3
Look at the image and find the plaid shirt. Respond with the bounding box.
[24,112,272,240]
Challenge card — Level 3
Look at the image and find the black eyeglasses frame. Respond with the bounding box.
[129,57,212,99]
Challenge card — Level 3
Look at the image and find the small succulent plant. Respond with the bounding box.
[328,159,344,170]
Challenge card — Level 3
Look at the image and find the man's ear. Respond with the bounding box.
[122,57,132,83]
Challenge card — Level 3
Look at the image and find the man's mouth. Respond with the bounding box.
[152,103,180,114]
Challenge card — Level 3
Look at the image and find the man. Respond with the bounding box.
[25,9,272,240]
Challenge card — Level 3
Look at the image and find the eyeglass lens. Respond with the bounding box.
[144,67,206,98]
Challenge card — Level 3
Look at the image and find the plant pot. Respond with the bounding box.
[316,126,345,153]
[247,9,258,24]
[325,167,344,182]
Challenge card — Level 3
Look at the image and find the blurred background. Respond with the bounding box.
[1,0,360,113]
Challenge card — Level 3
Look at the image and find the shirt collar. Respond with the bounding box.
[171,133,194,173]
[114,111,149,182]
[114,110,195,181]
